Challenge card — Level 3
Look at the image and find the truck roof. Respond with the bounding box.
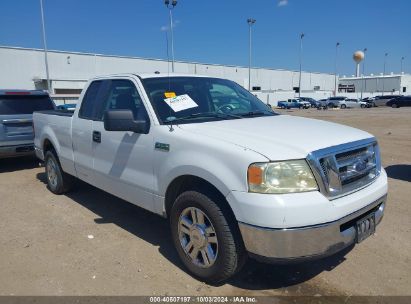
[91,73,217,81]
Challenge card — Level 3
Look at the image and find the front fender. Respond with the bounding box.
[152,126,268,216]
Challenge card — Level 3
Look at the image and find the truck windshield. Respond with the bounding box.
[0,95,55,115]
[141,77,276,124]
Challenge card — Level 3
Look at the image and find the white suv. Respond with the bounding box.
[340,99,369,109]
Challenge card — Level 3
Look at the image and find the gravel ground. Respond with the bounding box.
[0,106,410,296]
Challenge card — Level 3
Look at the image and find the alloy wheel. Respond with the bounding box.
[178,207,218,268]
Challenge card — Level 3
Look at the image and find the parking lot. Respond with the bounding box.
[0,107,410,296]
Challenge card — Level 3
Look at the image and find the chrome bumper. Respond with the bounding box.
[239,195,386,261]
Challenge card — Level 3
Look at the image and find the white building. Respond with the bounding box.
[339,74,411,97]
[0,46,336,105]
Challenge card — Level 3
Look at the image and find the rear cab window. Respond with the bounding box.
[78,81,104,120]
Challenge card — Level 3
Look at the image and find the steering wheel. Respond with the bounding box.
[216,104,236,113]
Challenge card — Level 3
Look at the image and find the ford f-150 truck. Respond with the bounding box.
[33,74,388,283]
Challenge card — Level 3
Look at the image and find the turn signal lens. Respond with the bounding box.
[248,165,263,185]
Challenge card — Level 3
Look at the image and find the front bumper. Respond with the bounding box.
[0,144,35,159]
[239,195,386,261]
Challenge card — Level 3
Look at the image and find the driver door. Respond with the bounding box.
[91,78,155,212]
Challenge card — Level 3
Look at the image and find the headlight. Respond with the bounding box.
[248,160,318,194]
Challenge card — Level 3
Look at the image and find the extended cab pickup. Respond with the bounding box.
[33,74,388,283]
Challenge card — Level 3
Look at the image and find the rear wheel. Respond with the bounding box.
[170,191,246,283]
[391,103,399,108]
[45,150,74,194]
[360,104,366,108]
[341,104,347,109]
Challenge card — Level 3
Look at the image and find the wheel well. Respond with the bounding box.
[43,139,55,153]
[164,175,235,221]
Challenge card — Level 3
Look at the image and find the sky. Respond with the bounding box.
[0,0,410,75]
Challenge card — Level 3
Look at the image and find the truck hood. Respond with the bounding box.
[179,115,374,160]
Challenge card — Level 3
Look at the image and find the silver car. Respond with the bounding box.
[326,96,348,108]
[373,95,402,107]
[340,99,369,109]
[0,90,55,158]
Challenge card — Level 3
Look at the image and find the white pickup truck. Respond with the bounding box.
[33,74,388,283]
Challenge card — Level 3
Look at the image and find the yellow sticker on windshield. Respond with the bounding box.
[164,92,176,98]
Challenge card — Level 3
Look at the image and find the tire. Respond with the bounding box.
[44,150,74,194]
[341,104,347,109]
[360,104,365,108]
[391,103,399,108]
[170,191,246,283]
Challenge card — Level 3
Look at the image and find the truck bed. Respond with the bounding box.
[33,110,75,175]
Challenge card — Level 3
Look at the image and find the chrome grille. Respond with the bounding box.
[307,138,381,199]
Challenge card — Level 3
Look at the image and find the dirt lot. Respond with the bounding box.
[0,107,410,296]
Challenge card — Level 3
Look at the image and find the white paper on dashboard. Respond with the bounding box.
[164,94,198,112]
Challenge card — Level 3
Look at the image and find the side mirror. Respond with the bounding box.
[103,109,149,134]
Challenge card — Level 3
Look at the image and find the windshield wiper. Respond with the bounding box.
[165,112,242,124]
[240,110,275,117]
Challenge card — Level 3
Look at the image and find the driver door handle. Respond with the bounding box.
[92,131,101,143]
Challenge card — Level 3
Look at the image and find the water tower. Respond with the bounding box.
[353,51,365,77]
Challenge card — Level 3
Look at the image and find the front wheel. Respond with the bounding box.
[361,104,366,108]
[391,103,399,108]
[45,151,74,194]
[170,191,246,283]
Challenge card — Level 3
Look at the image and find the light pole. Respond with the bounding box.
[401,56,405,74]
[382,52,388,95]
[334,42,340,96]
[165,0,177,73]
[39,0,51,93]
[298,33,305,98]
[247,18,256,91]
[361,48,367,100]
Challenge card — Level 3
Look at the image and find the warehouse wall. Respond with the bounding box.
[0,46,336,97]
[339,75,411,95]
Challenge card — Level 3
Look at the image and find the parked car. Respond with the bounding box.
[316,99,329,110]
[56,103,77,111]
[278,99,309,109]
[326,96,348,108]
[299,97,320,108]
[33,74,387,283]
[386,96,411,108]
[0,90,55,159]
[340,99,369,109]
[361,97,376,107]
[296,98,311,109]
[373,95,402,107]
